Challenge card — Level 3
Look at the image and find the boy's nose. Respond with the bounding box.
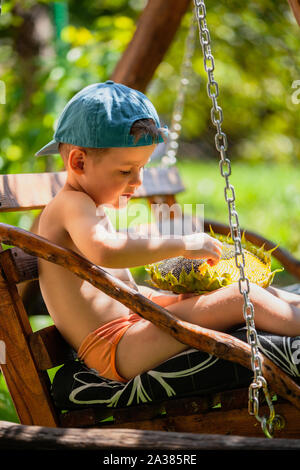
[129,170,143,187]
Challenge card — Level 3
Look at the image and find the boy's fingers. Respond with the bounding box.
[207,255,221,266]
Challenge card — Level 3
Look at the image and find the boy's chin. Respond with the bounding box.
[101,196,129,209]
[115,195,130,209]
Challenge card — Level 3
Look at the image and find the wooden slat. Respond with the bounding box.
[112,0,192,92]
[0,167,185,212]
[99,402,300,439]
[163,388,249,417]
[0,171,66,212]
[7,247,38,283]
[29,325,75,371]
[1,420,300,450]
[60,388,249,428]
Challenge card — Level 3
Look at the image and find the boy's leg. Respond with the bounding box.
[116,282,300,381]
[266,285,300,307]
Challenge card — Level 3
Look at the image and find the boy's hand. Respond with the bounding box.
[182,233,223,266]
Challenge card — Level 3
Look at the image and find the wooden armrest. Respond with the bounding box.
[0,222,300,410]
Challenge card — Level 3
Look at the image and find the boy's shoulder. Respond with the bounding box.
[40,188,98,232]
[39,188,103,249]
[57,187,96,204]
[52,187,97,217]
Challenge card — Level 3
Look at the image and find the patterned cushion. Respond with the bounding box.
[52,325,300,410]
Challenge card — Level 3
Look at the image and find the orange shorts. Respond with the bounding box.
[77,312,143,383]
[77,291,181,383]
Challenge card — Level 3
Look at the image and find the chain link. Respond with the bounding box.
[161,14,196,167]
[193,0,283,438]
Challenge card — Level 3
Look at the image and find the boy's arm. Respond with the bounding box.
[61,191,185,268]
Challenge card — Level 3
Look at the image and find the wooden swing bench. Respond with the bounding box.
[1,165,300,446]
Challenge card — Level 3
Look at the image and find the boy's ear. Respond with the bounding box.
[69,148,85,173]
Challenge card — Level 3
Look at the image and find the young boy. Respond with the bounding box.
[36,81,300,383]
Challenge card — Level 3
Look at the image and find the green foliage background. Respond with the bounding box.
[0,0,299,176]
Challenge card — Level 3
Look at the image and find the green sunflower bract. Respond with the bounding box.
[145,228,283,295]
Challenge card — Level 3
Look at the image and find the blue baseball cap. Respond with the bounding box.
[35,81,167,156]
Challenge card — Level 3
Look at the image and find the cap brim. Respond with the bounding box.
[35,139,60,156]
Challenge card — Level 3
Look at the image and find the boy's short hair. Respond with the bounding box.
[59,118,165,161]
[130,118,165,144]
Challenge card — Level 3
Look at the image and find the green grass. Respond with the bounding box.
[176,160,300,257]
[1,159,300,422]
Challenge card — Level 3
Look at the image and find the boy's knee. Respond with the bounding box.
[233,282,265,307]
[225,282,241,298]
[225,281,262,301]
[232,281,261,292]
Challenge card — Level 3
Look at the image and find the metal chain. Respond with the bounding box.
[193,0,284,438]
[161,13,196,167]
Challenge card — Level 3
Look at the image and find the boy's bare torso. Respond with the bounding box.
[38,187,138,351]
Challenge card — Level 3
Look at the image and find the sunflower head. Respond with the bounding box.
[145,227,283,295]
